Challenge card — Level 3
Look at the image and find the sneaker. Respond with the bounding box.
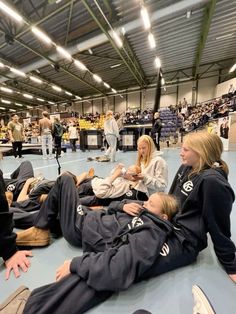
[16,227,50,247]
[87,157,94,162]
[192,285,216,314]
[0,285,30,314]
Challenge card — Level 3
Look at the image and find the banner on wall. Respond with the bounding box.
[50,114,60,122]
[217,116,231,151]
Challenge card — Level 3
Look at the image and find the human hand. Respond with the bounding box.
[123,203,143,216]
[228,273,236,283]
[4,250,33,280]
[56,260,71,282]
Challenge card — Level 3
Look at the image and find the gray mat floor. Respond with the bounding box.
[0,147,235,314]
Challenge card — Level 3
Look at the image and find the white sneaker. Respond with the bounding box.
[192,285,215,314]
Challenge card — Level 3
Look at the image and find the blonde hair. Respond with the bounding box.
[157,192,179,220]
[183,131,228,176]
[136,135,156,168]
[105,110,113,120]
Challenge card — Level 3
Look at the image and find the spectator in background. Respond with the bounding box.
[104,110,119,162]
[7,114,25,159]
[39,111,53,160]
[68,123,78,152]
[151,112,162,151]
[53,117,63,157]
[228,84,235,95]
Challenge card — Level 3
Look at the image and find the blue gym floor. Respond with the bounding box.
[0,148,235,314]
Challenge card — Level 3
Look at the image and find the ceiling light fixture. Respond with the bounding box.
[148,33,156,49]
[36,98,44,102]
[75,96,82,100]
[9,108,16,112]
[141,6,151,30]
[111,88,117,93]
[104,82,110,88]
[23,93,33,99]
[0,106,5,110]
[48,101,55,104]
[74,60,87,71]
[93,74,102,83]
[30,76,42,84]
[56,46,72,60]
[31,26,52,44]
[110,63,121,68]
[229,63,236,73]
[27,105,33,109]
[52,85,62,92]
[88,48,93,54]
[1,99,11,104]
[155,57,161,68]
[10,67,26,77]
[161,78,165,85]
[186,10,192,19]
[65,91,72,96]
[112,31,123,48]
[15,103,23,107]
[0,1,23,22]
[0,62,4,67]
[0,86,13,93]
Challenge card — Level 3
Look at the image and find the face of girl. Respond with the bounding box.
[143,194,164,217]
[180,143,200,168]
[138,141,149,158]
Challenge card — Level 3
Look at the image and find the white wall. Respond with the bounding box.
[178,82,193,104]
[197,76,218,102]
[127,91,140,109]
[215,78,236,98]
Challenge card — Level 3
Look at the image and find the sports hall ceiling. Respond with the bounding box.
[0,0,235,112]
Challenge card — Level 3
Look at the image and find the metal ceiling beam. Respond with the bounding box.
[14,38,106,95]
[192,0,216,79]
[81,0,147,88]
[0,0,74,50]
[64,0,74,46]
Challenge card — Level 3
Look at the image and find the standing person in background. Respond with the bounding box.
[39,111,53,160]
[104,110,119,162]
[151,112,162,151]
[53,117,63,157]
[68,123,78,152]
[7,114,25,159]
[132,135,168,196]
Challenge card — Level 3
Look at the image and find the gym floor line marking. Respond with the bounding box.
[3,158,87,176]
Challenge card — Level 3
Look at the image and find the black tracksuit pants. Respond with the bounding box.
[25,174,198,314]
[4,161,34,201]
[12,141,23,158]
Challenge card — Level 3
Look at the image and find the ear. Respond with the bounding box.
[161,214,168,220]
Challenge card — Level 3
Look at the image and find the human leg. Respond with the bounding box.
[18,141,23,158]
[16,174,85,247]
[47,134,53,157]
[41,135,47,158]
[106,135,117,162]
[12,141,17,158]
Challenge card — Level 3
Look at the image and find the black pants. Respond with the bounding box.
[70,139,77,151]
[12,141,23,158]
[25,175,198,314]
[4,161,34,201]
[54,136,62,156]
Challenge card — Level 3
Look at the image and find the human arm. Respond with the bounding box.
[0,212,33,280]
[201,175,236,279]
[7,122,14,142]
[17,177,35,202]
[141,157,168,192]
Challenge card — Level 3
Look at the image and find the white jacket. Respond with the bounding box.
[91,176,135,199]
[104,118,119,138]
[135,151,168,195]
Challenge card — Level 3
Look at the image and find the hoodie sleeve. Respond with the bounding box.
[70,226,166,291]
[142,157,168,192]
[201,175,236,274]
[0,213,18,261]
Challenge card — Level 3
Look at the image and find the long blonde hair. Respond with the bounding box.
[183,131,229,175]
[136,135,156,168]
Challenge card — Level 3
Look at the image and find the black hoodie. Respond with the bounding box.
[169,165,236,274]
